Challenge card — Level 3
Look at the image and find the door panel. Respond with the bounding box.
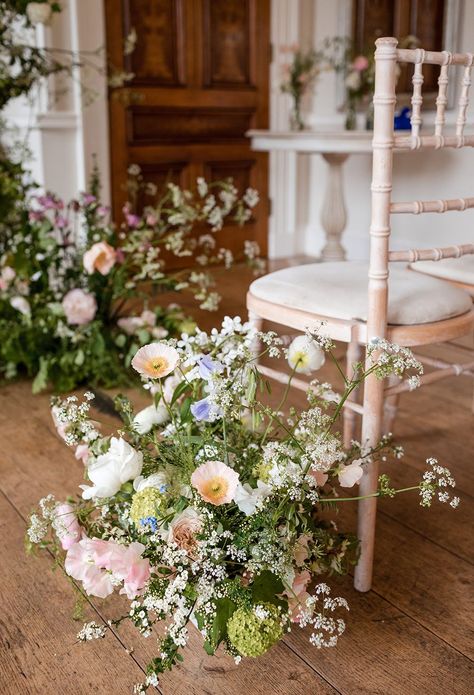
[105,0,270,261]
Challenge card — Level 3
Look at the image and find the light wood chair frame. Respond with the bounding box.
[247,37,474,592]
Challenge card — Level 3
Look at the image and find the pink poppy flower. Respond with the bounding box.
[83,241,117,275]
[191,460,239,506]
[131,343,179,379]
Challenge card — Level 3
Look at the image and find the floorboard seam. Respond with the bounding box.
[280,638,344,694]
[369,585,474,662]
[378,508,473,566]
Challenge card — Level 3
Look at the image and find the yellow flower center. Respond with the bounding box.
[202,476,229,502]
[290,351,308,368]
[144,357,169,378]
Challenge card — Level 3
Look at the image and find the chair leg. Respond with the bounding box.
[354,373,385,592]
[343,341,363,448]
[383,373,401,434]
[248,310,263,362]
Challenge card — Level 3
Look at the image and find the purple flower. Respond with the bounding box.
[190,398,212,421]
[83,194,97,205]
[198,355,223,380]
[190,397,223,422]
[37,195,54,209]
[56,215,67,229]
[126,213,141,228]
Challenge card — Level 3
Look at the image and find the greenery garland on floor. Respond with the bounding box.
[0,164,262,392]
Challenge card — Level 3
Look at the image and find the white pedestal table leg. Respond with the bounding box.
[320,152,350,262]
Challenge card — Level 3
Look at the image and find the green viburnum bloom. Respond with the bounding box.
[129,488,163,527]
[227,603,285,657]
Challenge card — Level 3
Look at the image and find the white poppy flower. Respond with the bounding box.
[288,335,325,374]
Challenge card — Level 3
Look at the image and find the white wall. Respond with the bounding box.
[3,0,110,203]
[270,0,474,260]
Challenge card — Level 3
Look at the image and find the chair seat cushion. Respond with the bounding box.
[410,256,474,295]
[249,261,472,326]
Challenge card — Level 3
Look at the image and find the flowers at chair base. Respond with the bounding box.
[27,318,458,692]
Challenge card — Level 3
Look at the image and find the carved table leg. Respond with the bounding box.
[320,153,349,262]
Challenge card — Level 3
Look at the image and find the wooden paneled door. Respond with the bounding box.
[105,0,270,259]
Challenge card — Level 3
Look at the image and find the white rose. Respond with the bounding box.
[133,404,169,434]
[26,2,53,25]
[235,481,272,516]
[288,335,325,374]
[80,437,143,499]
[338,459,364,488]
[62,288,97,325]
[10,296,30,315]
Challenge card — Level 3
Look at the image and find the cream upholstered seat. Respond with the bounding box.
[410,256,474,297]
[250,262,472,326]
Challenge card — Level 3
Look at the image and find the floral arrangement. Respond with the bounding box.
[280,45,326,131]
[0,169,261,392]
[27,317,459,692]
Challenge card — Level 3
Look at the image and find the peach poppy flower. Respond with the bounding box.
[83,241,117,275]
[131,343,179,379]
[191,460,239,506]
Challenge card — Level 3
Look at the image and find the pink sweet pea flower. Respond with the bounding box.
[293,534,311,567]
[88,538,150,599]
[284,570,312,623]
[338,459,364,488]
[308,468,328,488]
[65,538,115,598]
[53,503,82,550]
[75,444,90,465]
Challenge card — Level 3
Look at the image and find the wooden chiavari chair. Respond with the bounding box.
[246,37,474,592]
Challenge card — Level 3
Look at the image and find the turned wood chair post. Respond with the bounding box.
[343,339,364,447]
[354,37,398,593]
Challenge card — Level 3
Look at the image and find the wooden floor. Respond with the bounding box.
[1,261,473,694]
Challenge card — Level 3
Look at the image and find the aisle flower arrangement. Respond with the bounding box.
[27,318,459,692]
[0,171,261,392]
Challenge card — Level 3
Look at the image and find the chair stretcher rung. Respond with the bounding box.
[389,243,474,263]
[391,197,474,214]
